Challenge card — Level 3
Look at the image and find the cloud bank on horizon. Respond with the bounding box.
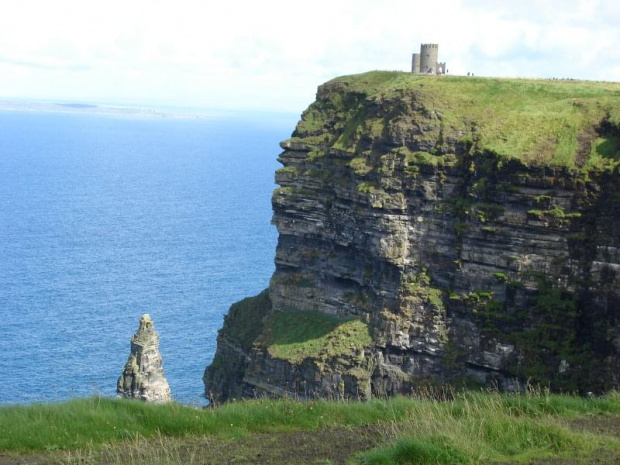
[0,0,618,113]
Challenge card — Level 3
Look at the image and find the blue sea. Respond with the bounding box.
[0,110,297,406]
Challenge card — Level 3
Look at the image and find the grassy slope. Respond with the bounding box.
[217,289,272,352]
[258,310,371,364]
[217,291,371,365]
[294,71,620,169]
[1,391,619,464]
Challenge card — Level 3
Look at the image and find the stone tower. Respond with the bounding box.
[411,43,446,74]
[117,314,172,403]
[411,53,421,74]
[420,43,439,74]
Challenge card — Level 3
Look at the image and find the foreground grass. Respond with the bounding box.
[356,390,620,464]
[0,395,419,452]
[1,390,619,464]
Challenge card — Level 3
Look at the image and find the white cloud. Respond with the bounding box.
[0,0,618,112]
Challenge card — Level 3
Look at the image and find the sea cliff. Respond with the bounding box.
[205,72,620,402]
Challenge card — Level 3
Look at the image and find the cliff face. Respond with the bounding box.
[205,72,620,402]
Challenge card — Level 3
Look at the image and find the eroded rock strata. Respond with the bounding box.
[205,72,620,402]
[118,314,172,403]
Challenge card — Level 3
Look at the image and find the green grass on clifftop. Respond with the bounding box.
[292,71,620,170]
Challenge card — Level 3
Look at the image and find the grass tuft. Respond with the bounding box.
[360,435,469,465]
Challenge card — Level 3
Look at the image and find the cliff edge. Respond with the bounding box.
[205,72,620,402]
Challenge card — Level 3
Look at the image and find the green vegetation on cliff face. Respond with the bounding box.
[291,71,620,169]
[258,310,371,364]
[473,274,588,389]
[216,290,272,352]
[209,291,371,366]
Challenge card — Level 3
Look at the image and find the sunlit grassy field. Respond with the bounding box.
[293,71,620,170]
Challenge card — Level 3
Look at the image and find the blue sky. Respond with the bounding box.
[0,0,618,113]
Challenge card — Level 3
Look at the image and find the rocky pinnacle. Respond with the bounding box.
[117,314,172,403]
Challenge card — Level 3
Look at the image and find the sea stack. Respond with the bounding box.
[117,314,172,403]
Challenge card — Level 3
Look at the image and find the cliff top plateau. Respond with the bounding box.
[288,71,620,170]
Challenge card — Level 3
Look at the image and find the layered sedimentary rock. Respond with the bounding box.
[118,314,171,403]
[205,72,620,402]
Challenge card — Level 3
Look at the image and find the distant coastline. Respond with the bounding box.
[0,99,204,119]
